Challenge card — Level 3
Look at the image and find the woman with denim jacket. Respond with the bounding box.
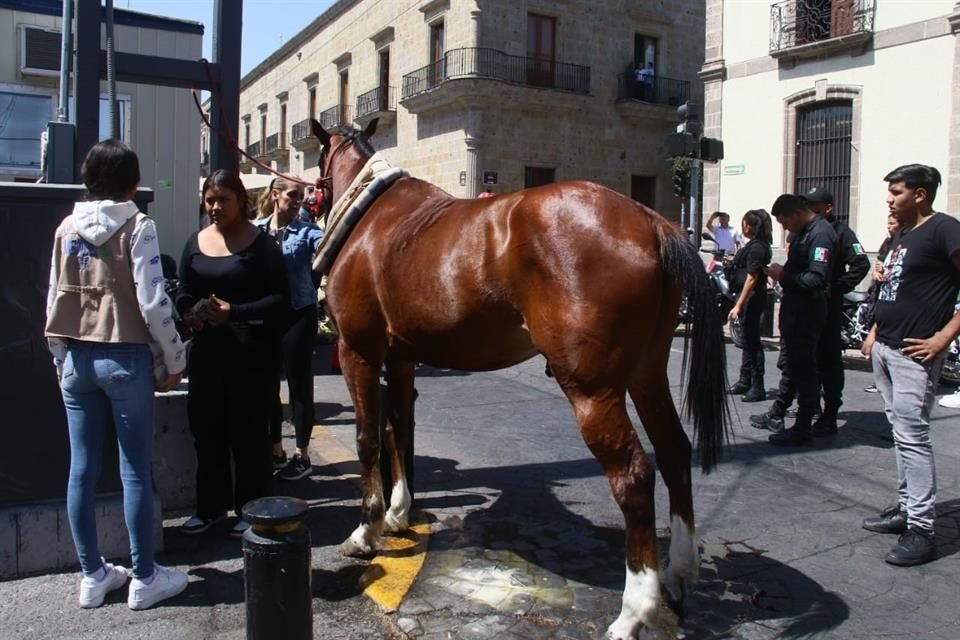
[255,177,325,481]
[45,140,189,610]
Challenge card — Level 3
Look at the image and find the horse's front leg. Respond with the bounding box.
[339,340,386,557]
[383,358,416,533]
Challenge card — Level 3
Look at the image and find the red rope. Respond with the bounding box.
[191,59,314,188]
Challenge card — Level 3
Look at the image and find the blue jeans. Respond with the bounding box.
[61,341,155,578]
[872,341,944,534]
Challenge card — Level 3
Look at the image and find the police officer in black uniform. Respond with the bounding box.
[761,194,837,445]
[805,187,871,436]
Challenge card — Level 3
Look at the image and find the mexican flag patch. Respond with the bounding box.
[852,243,865,255]
[812,247,830,263]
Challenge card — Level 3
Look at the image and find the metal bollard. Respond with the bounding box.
[242,497,312,640]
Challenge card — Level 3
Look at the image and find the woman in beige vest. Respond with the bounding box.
[45,140,188,610]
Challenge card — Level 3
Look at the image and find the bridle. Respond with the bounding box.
[315,136,357,209]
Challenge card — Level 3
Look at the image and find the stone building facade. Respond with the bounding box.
[213,0,706,221]
[701,0,960,251]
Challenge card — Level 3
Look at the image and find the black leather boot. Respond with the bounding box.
[727,380,751,395]
[812,406,839,437]
[742,351,766,402]
[768,413,813,445]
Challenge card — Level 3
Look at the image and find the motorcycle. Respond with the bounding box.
[840,291,960,384]
[677,233,743,346]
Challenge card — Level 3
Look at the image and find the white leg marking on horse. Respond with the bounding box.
[341,493,385,556]
[607,564,677,639]
[662,514,698,603]
[384,476,410,532]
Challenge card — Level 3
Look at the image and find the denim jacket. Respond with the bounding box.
[255,216,324,311]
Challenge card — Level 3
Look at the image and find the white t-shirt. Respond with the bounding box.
[711,225,740,253]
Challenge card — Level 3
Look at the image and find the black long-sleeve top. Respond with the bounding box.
[177,229,289,349]
[829,218,871,296]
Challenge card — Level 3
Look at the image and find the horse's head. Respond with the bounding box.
[311,118,378,210]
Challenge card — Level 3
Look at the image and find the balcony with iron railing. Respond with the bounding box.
[319,104,353,130]
[401,47,591,107]
[770,0,875,59]
[355,85,397,126]
[263,132,288,162]
[615,73,689,108]
[290,118,318,152]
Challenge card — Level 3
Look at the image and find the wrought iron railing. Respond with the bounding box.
[264,132,282,155]
[615,73,690,107]
[356,85,396,119]
[770,0,875,52]
[246,140,261,158]
[291,118,312,144]
[319,104,353,129]
[401,47,591,100]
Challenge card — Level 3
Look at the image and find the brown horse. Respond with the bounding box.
[310,118,729,639]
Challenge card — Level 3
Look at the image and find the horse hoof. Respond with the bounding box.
[384,511,408,533]
[340,536,376,558]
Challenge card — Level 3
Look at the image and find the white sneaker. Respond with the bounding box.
[939,391,960,409]
[127,564,188,610]
[78,559,129,608]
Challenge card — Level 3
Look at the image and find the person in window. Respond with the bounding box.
[725,209,773,402]
[861,164,960,566]
[705,211,741,254]
[45,140,188,610]
[255,177,325,482]
[638,61,655,101]
[177,170,289,539]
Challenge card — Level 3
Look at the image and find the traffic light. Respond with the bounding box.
[676,101,702,137]
[700,137,724,163]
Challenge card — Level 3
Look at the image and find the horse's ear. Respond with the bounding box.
[363,118,378,139]
[310,119,330,147]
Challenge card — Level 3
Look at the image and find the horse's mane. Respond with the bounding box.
[329,125,376,157]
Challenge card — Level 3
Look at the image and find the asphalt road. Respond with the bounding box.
[1,340,959,639]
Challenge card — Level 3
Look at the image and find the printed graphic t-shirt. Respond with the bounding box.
[874,212,960,349]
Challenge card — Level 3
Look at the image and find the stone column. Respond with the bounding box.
[947,3,960,214]
[465,135,481,198]
[700,0,725,215]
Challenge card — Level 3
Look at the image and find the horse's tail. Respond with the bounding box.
[656,223,730,473]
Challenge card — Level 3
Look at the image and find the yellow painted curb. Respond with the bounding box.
[360,516,430,613]
[307,423,429,613]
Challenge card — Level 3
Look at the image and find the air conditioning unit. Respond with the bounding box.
[20,25,62,77]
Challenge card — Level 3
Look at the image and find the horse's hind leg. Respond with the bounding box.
[562,386,678,640]
[339,341,386,556]
[382,358,415,533]
[629,376,697,610]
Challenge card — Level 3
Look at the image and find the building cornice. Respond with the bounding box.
[949,3,960,32]
[699,59,726,83]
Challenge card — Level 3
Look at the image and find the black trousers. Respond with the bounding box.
[269,304,318,450]
[774,296,826,419]
[187,337,273,519]
[817,296,845,413]
[737,289,767,384]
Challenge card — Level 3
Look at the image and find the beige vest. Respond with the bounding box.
[45,213,153,345]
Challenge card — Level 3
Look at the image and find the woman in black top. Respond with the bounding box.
[726,209,773,402]
[176,170,289,539]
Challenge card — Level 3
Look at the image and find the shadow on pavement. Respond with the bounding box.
[411,454,849,637]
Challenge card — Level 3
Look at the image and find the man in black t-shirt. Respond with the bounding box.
[861,164,960,567]
[762,194,836,445]
[804,187,871,436]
